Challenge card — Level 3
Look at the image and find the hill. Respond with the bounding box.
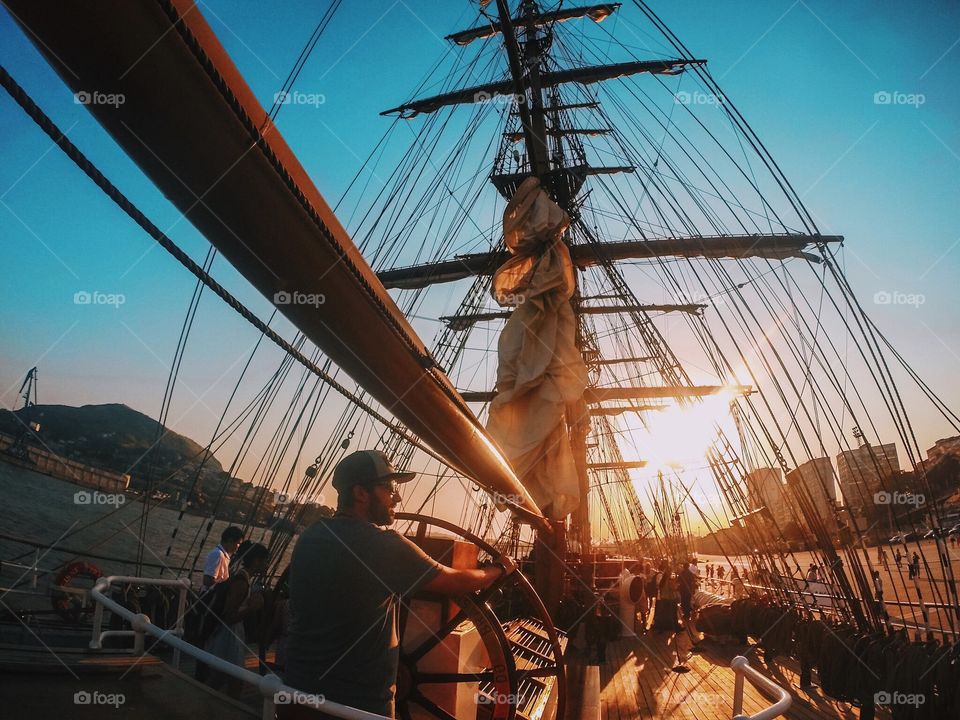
[0,403,225,489]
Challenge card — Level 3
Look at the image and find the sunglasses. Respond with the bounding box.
[368,481,400,496]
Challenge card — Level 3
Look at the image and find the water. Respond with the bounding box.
[0,461,293,601]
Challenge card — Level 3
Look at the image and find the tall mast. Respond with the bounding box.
[493,0,549,176]
[381,1,712,584]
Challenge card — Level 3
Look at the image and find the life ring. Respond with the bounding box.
[51,560,102,623]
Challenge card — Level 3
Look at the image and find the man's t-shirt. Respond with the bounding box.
[203,544,230,584]
[284,516,441,716]
[678,566,696,596]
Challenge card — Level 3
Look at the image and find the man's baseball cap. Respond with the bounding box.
[331,450,416,493]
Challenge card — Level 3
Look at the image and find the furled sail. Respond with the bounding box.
[446,4,621,46]
[6,0,545,527]
[381,59,704,117]
[486,178,588,519]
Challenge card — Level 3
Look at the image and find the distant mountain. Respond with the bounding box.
[0,403,225,488]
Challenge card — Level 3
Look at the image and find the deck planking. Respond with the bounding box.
[570,627,886,720]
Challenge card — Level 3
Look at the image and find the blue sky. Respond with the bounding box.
[1,0,958,522]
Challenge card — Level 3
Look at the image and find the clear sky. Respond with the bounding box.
[1,1,958,534]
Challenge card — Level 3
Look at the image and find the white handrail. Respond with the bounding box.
[89,575,191,667]
[730,655,792,720]
[89,576,389,720]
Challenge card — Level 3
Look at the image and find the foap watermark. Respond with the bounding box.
[75,490,126,507]
[477,691,521,705]
[874,491,924,507]
[873,91,925,108]
[74,90,125,108]
[490,492,526,506]
[273,291,326,308]
[873,290,925,308]
[74,690,126,708]
[498,291,527,306]
[274,690,325,707]
[874,691,925,707]
[274,90,326,108]
[674,90,725,106]
[656,688,722,708]
[274,490,291,506]
[474,90,525,106]
[74,290,126,308]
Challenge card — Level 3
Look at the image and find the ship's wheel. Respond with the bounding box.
[395,512,567,720]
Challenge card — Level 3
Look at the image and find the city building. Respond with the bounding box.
[745,467,791,528]
[786,457,838,533]
[836,442,899,520]
[926,436,960,465]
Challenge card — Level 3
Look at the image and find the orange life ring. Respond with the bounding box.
[51,560,102,623]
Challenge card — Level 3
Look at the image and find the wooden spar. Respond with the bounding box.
[460,385,752,404]
[445,3,621,46]
[380,59,705,117]
[6,0,546,528]
[590,405,665,416]
[378,234,844,289]
[440,303,706,329]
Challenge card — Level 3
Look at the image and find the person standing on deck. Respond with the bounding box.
[871,569,887,619]
[678,560,697,623]
[909,551,921,579]
[203,542,270,697]
[203,526,244,588]
[894,548,902,568]
[653,563,681,632]
[281,450,507,719]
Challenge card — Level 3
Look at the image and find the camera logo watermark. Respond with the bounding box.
[476,691,521,705]
[874,491,924,507]
[74,690,125,707]
[490,492,526,506]
[274,690,325,707]
[273,291,326,308]
[496,291,527,306]
[874,691,924,707]
[74,290,126,308]
[873,91,925,108]
[74,90,125,108]
[474,90,525,106]
[274,491,291,505]
[656,688,721,707]
[274,90,326,108]
[75,490,126,507]
[873,290,924,308]
[675,90,725,106]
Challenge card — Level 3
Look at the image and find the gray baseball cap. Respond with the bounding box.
[331,450,416,493]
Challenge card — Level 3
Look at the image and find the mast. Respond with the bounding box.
[493,0,548,176]
[381,0,719,596]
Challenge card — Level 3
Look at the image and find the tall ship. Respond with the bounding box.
[1,2,958,719]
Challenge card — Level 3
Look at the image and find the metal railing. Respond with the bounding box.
[88,575,389,720]
[89,575,191,668]
[730,655,792,720]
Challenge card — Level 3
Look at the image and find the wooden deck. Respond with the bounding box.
[568,629,887,720]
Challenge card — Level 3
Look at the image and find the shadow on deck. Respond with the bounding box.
[567,629,887,720]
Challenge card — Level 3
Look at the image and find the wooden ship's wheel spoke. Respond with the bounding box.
[395,513,565,720]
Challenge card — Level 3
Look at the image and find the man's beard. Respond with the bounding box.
[371,495,394,526]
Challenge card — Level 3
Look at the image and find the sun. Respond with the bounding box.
[623,388,739,472]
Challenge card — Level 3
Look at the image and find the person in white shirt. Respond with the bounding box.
[203,526,244,588]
